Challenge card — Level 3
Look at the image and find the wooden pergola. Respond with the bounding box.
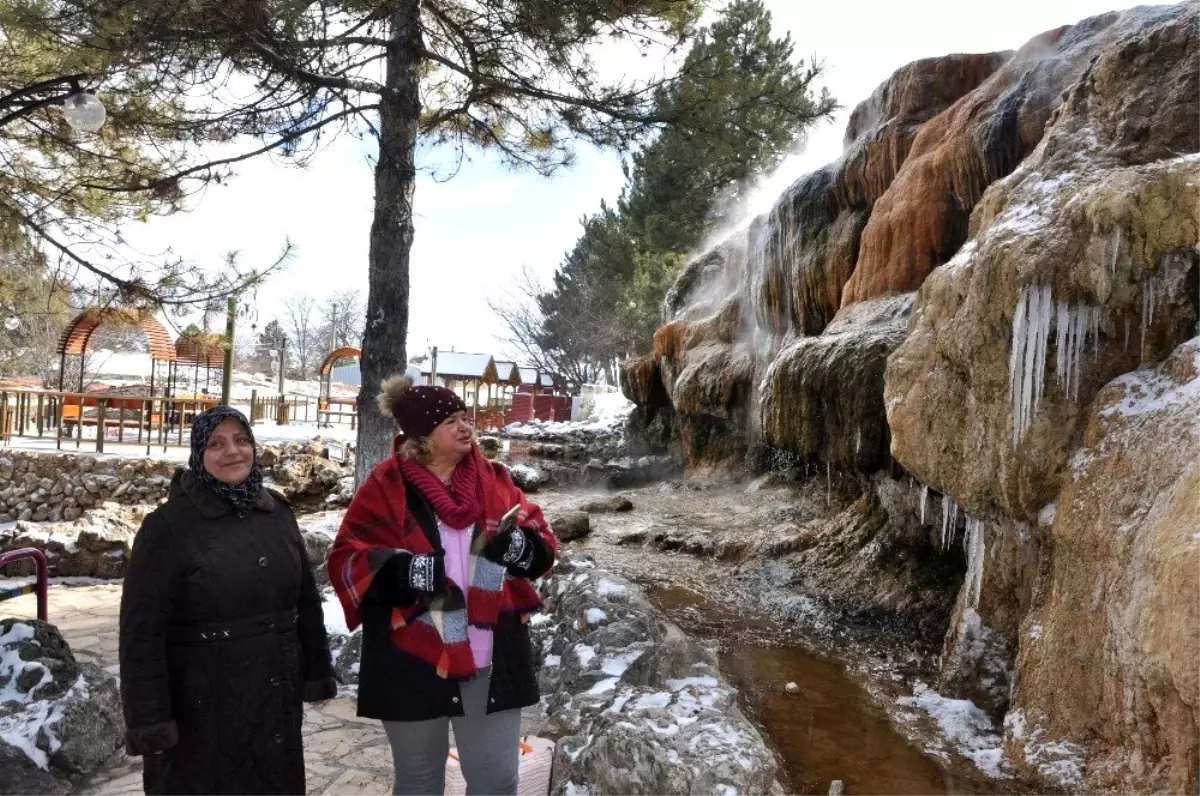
[317,346,361,426]
[174,331,227,396]
[56,307,176,395]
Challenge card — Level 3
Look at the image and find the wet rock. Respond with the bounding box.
[785,682,800,695]
[507,463,544,494]
[535,554,777,795]
[549,511,591,542]
[577,495,634,514]
[613,529,646,547]
[761,295,911,472]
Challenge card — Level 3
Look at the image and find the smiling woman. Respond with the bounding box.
[329,374,559,796]
[118,405,337,795]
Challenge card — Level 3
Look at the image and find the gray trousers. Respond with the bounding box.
[382,670,522,796]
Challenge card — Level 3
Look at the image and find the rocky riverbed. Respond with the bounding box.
[532,478,1040,795]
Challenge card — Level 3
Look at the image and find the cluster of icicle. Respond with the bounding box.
[1009,284,1106,445]
[917,484,985,609]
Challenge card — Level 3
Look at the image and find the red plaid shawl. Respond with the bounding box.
[328,448,554,679]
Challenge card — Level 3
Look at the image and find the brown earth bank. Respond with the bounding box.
[619,3,1199,792]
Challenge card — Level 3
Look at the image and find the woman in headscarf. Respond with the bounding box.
[119,406,336,795]
[328,375,557,796]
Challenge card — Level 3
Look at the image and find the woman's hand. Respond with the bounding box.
[483,528,536,574]
[405,551,446,593]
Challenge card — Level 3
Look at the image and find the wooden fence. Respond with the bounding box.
[0,388,218,454]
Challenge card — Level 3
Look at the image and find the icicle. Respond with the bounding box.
[964,518,987,609]
[1109,227,1120,277]
[1008,287,1030,445]
[941,496,958,551]
[1033,285,1053,410]
[1054,301,1070,391]
[919,485,929,526]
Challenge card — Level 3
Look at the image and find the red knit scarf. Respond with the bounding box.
[329,449,555,679]
[398,454,483,529]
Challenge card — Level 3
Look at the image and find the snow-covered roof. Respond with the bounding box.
[420,352,496,380]
[518,367,555,388]
[493,360,521,384]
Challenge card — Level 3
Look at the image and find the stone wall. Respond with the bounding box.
[0,452,176,524]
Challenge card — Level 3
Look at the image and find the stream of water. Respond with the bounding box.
[539,483,1015,795]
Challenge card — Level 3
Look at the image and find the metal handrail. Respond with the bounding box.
[0,547,49,621]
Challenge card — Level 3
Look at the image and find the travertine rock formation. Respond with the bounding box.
[623,3,1199,791]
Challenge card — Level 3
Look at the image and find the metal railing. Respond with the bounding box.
[0,547,49,621]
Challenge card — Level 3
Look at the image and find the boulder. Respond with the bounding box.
[0,742,69,795]
[548,511,590,542]
[507,464,544,494]
[577,495,633,514]
[534,554,777,795]
[0,620,124,779]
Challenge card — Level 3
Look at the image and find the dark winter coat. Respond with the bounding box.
[354,479,554,722]
[119,470,336,795]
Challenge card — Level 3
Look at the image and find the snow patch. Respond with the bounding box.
[596,579,627,597]
[574,644,596,667]
[584,608,608,625]
[898,682,1007,778]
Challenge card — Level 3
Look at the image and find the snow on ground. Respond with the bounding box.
[321,589,350,638]
[503,391,632,438]
[895,682,1007,778]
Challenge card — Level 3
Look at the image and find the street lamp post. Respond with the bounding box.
[0,73,106,132]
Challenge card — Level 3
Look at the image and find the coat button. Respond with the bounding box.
[270,676,281,687]
[273,733,283,744]
[258,556,269,568]
[451,696,459,704]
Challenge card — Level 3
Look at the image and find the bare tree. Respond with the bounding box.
[319,290,364,352]
[283,294,321,377]
[488,265,610,393]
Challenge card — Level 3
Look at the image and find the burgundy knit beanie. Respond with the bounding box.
[377,374,467,440]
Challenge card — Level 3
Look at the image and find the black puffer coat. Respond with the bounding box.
[119,470,336,795]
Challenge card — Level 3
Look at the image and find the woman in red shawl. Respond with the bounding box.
[328,374,556,796]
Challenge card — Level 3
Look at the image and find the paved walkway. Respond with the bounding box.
[4,584,395,794]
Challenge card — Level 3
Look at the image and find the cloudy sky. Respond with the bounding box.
[118,0,1139,362]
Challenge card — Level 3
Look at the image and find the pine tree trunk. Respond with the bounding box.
[355,0,422,485]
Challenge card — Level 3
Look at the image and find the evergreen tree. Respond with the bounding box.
[535,0,837,362]
[9,0,743,478]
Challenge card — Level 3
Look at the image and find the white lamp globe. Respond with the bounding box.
[4,316,20,331]
[62,92,107,133]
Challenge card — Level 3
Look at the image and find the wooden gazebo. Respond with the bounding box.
[56,307,176,395]
[174,331,227,396]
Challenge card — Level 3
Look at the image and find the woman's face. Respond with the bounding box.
[203,417,255,484]
[427,410,474,463]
